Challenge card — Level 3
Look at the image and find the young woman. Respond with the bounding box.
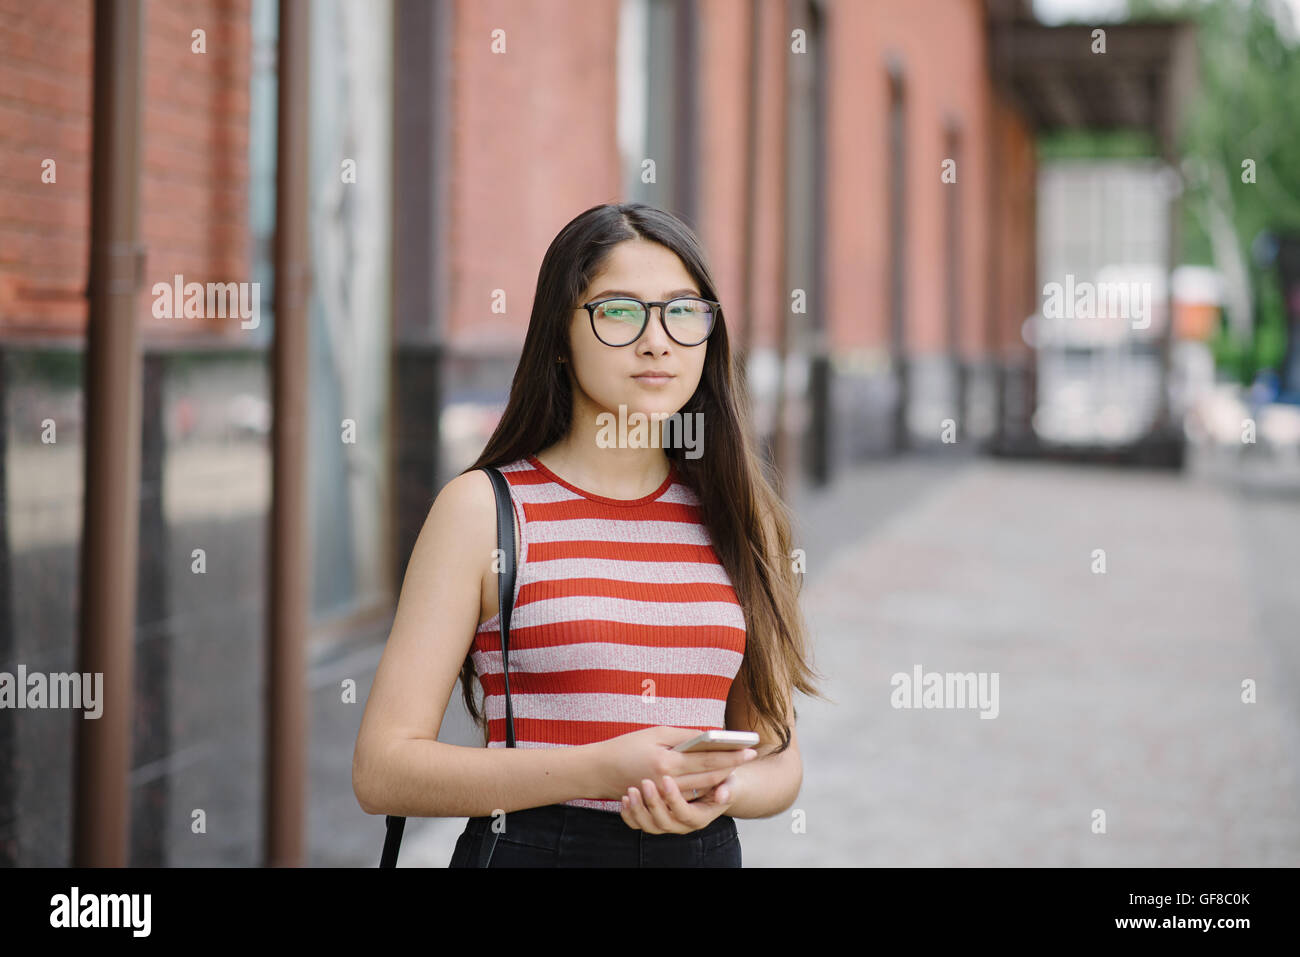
[353,201,824,867]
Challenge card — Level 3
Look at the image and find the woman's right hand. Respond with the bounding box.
[589,727,758,801]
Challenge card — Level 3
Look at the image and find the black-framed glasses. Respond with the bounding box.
[577,296,720,347]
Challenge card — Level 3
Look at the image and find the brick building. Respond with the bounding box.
[0,0,1048,865]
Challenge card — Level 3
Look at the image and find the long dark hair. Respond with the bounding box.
[458,201,826,753]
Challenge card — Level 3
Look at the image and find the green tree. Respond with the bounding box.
[1129,0,1300,383]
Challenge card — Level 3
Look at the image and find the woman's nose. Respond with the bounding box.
[641,305,672,349]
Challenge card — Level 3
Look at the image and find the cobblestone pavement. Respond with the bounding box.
[315,451,1300,867]
[753,453,1300,866]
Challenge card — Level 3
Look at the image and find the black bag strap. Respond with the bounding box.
[379,814,404,868]
[474,466,517,867]
[379,465,517,867]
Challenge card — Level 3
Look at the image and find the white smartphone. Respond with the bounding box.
[672,730,760,752]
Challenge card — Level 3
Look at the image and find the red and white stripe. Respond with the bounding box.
[471,455,747,812]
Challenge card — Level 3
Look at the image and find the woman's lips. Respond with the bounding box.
[631,374,674,386]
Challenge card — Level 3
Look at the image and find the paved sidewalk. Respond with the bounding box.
[744,456,1300,866]
[316,453,1300,866]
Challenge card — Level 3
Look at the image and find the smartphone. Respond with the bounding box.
[672,730,760,753]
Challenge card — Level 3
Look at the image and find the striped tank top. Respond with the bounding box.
[471,454,748,812]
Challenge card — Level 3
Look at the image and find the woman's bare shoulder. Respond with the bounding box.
[405,469,497,572]
[444,467,498,532]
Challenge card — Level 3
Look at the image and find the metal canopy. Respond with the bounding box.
[991,20,1200,156]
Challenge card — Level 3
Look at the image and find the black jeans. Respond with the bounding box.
[448,803,741,867]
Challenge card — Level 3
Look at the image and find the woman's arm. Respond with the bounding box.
[352,470,606,818]
[716,505,804,819]
[720,678,803,820]
[355,736,603,818]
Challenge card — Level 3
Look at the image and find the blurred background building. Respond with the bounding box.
[1,0,1297,866]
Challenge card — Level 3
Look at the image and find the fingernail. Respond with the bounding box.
[662,776,672,790]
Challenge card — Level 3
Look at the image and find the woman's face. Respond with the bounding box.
[565,238,709,425]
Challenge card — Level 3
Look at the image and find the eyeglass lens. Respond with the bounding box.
[591,298,715,346]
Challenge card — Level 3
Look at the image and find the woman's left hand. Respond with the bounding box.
[620,771,738,834]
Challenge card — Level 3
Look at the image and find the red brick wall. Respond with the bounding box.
[0,0,93,336]
[819,0,1001,358]
[691,0,1031,365]
[139,0,251,340]
[697,0,756,347]
[0,0,250,340]
[697,0,788,354]
[447,0,621,352]
[1,0,1034,363]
